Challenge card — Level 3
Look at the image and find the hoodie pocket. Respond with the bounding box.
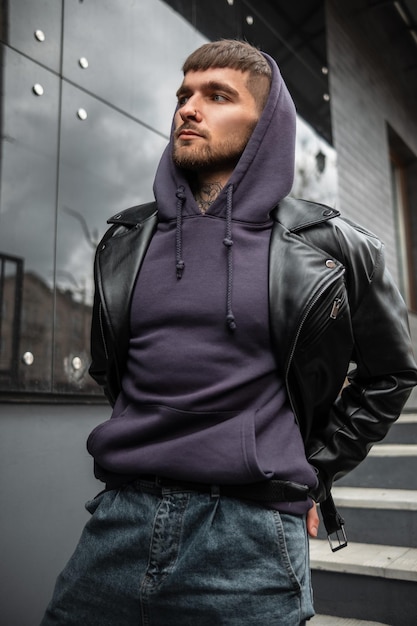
[87,404,272,485]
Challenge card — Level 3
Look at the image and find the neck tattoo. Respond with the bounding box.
[195,182,223,214]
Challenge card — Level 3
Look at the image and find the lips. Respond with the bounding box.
[179,130,201,138]
[175,125,204,140]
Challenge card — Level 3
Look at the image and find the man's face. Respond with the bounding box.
[172,68,260,179]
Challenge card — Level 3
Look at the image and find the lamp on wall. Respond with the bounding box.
[315,149,326,174]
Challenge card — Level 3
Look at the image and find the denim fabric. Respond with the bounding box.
[40,482,315,625]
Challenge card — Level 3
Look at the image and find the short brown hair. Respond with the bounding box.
[182,39,272,113]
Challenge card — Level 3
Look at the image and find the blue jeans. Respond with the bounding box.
[41,481,315,625]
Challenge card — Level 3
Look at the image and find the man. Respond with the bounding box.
[41,40,417,625]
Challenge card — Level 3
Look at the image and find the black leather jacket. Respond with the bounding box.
[90,196,417,505]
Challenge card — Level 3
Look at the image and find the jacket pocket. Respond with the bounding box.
[298,283,349,350]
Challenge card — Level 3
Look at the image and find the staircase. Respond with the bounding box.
[309,412,417,626]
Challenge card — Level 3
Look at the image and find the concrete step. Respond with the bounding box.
[336,444,417,490]
[310,540,417,626]
[317,487,417,547]
[369,444,417,457]
[310,616,390,625]
[310,539,417,583]
[383,413,417,444]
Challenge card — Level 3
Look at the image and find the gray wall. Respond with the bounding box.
[0,404,109,626]
[327,1,417,277]
[326,0,417,407]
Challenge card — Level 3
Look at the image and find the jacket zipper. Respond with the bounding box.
[285,275,343,426]
[98,302,109,360]
[330,297,342,320]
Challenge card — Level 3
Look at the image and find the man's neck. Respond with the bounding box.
[194,181,224,214]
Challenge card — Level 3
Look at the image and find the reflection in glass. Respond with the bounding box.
[0,257,57,391]
[292,117,338,208]
[0,255,23,386]
[0,0,208,396]
[62,0,205,137]
[53,82,169,393]
[3,0,62,72]
[0,48,59,392]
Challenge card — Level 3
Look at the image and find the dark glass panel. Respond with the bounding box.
[3,0,62,72]
[0,47,59,391]
[62,0,205,137]
[0,256,23,384]
[53,81,167,393]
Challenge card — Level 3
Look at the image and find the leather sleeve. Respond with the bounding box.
[87,203,158,407]
[88,228,117,406]
[89,296,114,405]
[307,228,417,501]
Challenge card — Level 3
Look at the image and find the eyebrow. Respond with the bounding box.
[176,80,240,99]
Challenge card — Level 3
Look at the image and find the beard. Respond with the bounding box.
[172,123,256,173]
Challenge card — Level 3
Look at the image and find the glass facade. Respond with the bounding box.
[0,0,337,398]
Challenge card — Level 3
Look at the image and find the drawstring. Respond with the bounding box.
[175,186,186,279]
[175,183,236,331]
[223,184,236,331]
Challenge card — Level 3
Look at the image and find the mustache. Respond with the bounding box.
[174,123,208,140]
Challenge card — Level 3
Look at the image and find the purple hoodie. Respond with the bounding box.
[87,53,318,513]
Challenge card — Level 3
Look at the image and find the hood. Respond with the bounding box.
[152,52,296,331]
[153,52,296,224]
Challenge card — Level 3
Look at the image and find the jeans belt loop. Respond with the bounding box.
[210,485,220,498]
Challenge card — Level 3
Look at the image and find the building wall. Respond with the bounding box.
[326,0,417,406]
[0,0,205,396]
[0,404,107,625]
[326,1,417,271]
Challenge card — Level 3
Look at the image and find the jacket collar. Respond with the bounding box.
[272,197,340,232]
[107,197,339,232]
[107,201,157,227]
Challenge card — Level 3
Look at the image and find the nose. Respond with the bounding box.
[178,96,202,122]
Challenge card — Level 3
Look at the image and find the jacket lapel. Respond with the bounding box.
[97,204,158,347]
[269,198,344,373]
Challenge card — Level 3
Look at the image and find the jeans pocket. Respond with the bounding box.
[84,489,111,515]
[271,510,309,593]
